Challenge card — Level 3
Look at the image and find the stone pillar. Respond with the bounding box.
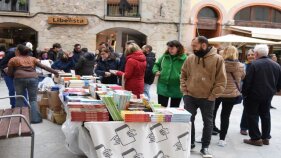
[179,0,192,49]
[115,30,123,53]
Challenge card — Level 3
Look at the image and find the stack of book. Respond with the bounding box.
[107,85,123,90]
[155,108,191,123]
[67,80,91,88]
[150,112,173,123]
[61,76,81,82]
[65,96,104,104]
[121,111,150,122]
[68,103,109,122]
[113,90,132,110]
[101,95,123,121]
[64,88,90,96]
[169,108,191,122]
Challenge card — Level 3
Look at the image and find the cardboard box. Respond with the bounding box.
[39,104,48,119]
[38,98,48,106]
[47,108,66,125]
[47,91,62,112]
[53,111,66,125]
[47,108,55,123]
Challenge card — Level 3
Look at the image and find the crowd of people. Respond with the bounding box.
[0,36,281,158]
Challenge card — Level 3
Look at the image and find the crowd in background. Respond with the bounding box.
[0,36,281,157]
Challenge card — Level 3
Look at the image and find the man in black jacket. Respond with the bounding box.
[242,44,281,146]
[143,45,156,100]
[48,43,62,61]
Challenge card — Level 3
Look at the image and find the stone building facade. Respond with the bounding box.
[0,0,191,57]
[0,0,281,57]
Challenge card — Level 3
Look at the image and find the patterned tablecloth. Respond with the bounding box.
[82,121,191,158]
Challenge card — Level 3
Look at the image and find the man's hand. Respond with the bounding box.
[3,67,8,74]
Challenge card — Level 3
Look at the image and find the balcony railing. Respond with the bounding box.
[107,0,140,17]
[0,0,29,12]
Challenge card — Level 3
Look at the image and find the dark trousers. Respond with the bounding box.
[3,75,16,108]
[183,95,214,148]
[240,104,248,131]
[213,97,236,140]
[158,94,181,108]
[244,96,272,140]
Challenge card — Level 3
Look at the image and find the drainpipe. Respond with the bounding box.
[178,0,184,42]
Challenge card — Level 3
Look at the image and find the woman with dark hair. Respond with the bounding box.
[152,40,187,107]
[7,44,59,123]
[75,50,96,76]
[95,48,119,84]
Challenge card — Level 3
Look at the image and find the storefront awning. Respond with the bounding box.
[226,26,281,41]
[208,34,277,45]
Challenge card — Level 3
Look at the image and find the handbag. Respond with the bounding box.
[230,72,243,104]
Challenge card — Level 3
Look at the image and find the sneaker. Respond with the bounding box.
[243,139,263,146]
[200,148,213,158]
[262,139,270,145]
[217,140,227,147]
[240,130,248,135]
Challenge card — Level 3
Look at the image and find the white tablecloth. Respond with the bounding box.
[83,122,191,158]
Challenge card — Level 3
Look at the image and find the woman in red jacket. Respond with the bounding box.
[111,43,146,98]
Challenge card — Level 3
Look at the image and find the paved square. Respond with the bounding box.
[0,82,280,158]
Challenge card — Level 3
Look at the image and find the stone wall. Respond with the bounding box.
[30,0,186,23]
[0,0,192,57]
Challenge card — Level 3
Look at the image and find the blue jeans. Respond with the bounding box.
[144,84,151,100]
[3,75,16,108]
[14,78,42,123]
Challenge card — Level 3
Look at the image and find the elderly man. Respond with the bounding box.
[242,44,281,146]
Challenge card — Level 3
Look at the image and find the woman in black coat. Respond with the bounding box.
[95,48,119,84]
[74,52,95,76]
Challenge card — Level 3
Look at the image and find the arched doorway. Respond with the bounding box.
[196,6,222,38]
[0,22,38,51]
[96,27,147,53]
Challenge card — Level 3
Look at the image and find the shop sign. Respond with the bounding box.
[48,16,88,25]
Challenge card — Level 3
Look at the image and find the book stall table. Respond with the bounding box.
[59,82,192,158]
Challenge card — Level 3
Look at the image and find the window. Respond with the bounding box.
[198,7,218,19]
[234,8,251,21]
[0,0,29,12]
[234,6,281,23]
[273,10,281,23]
[107,0,140,17]
[253,7,270,21]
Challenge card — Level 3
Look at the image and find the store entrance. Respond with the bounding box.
[0,22,38,51]
[96,27,147,53]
